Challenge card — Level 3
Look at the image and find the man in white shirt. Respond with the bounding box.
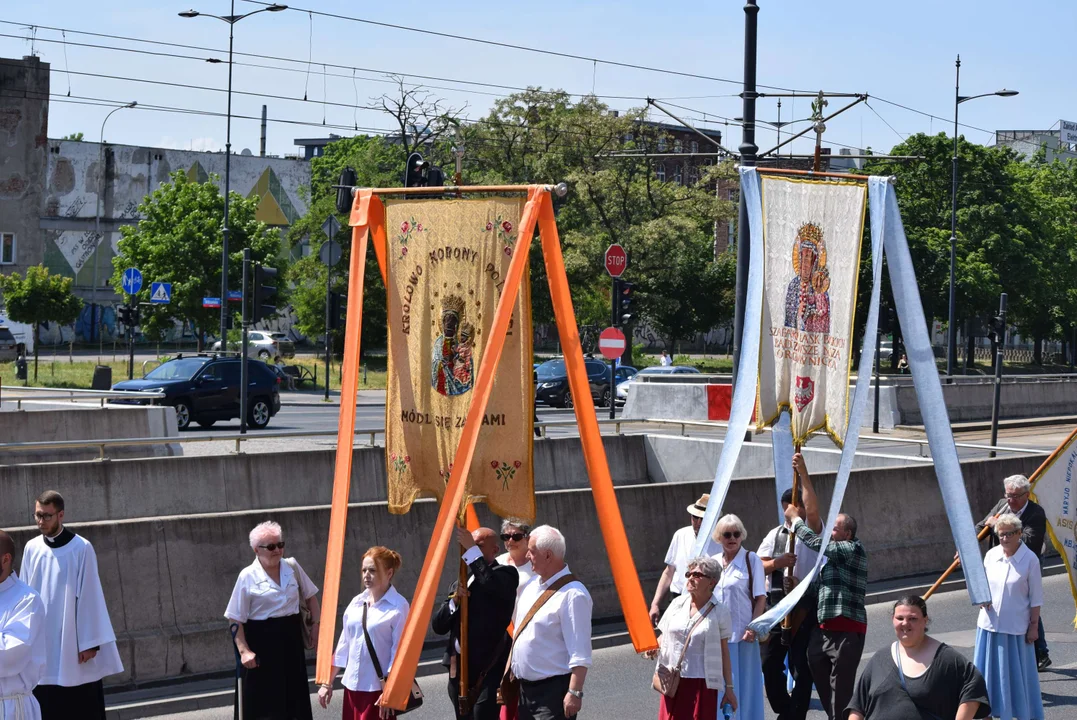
[0,529,47,720]
[649,493,721,624]
[20,491,124,720]
[756,486,819,720]
[507,525,591,720]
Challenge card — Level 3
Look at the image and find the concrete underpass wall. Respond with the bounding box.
[895,380,1077,424]
[4,448,1044,687]
[0,406,180,465]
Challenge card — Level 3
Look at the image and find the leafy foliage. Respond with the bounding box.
[0,265,83,379]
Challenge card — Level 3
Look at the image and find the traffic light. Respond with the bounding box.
[252,264,278,323]
[117,305,132,326]
[131,305,141,327]
[613,279,636,326]
[335,167,357,215]
[328,291,345,331]
[404,152,445,189]
[987,312,1006,343]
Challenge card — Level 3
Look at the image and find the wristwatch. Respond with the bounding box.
[568,688,584,700]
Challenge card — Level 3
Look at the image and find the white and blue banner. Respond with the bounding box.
[696,169,990,624]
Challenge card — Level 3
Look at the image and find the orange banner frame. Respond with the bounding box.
[315,186,658,710]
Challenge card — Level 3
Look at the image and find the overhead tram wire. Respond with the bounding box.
[0,22,658,103]
[864,101,906,144]
[242,0,824,94]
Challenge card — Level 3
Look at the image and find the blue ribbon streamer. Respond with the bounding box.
[771,411,795,524]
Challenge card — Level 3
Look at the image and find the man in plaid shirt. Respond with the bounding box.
[784,454,868,720]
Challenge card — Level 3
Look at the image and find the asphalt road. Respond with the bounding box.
[147,573,1077,720]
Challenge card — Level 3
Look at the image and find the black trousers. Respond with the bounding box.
[448,669,502,720]
[759,616,814,720]
[807,628,865,720]
[518,674,571,720]
[34,680,106,720]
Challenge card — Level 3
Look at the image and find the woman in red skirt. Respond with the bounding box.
[318,547,409,719]
[647,556,737,719]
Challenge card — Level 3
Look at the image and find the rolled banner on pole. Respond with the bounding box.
[747,174,886,637]
[692,166,766,557]
[771,411,795,524]
[878,179,989,606]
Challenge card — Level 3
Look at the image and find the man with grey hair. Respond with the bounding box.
[975,473,1050,670]
[0,529,47,720]
[502,525,592,719]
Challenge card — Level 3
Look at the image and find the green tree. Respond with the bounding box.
[62,132,84,141]
[0,265,83,380]
[112,171,281,349]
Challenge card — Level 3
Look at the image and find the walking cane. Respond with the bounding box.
[923,522,993,600]
[230,623,245,720]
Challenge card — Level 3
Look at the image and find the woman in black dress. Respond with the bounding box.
[845,595,989,720]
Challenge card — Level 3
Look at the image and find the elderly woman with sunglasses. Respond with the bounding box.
[712,514,767,720]
[225,521,321,720]
[973,513,1045,720]
[496,518,535,602]
[646,556,736,719]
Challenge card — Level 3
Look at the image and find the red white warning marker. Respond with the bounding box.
[598,327,627,360]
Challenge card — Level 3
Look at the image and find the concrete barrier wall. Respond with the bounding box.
[0,407,180,465]
[895,380,1077,424]
[0,435,649,527]
[5,451,1043,687]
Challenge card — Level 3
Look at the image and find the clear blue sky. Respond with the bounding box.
[3,1,1071,160]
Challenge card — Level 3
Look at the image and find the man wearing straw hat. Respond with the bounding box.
[649,493,721,625]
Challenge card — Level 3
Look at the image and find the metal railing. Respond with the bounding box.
[0,386,167,409]
[0,415,1049,463]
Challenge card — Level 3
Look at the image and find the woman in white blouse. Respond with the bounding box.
[319,546,409,720]
[224,521,321,720]
[973,513,1045,720]
[496,519,535,602]
[648,556,736,719]
[713,514,767,720]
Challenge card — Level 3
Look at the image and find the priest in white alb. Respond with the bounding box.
[19,491,123,719]
[1,529,47,720]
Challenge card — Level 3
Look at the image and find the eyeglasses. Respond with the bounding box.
[1004,492,1028,500]
[258,542,286,551]
[500,533,527,542]
[720,531,742,540]
[33,512,55,521]
[997,530,1020,540]
[684,571,713,580]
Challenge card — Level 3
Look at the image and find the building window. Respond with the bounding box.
[673,165,683,184]
[657,137,667,152]
[623,132,634,144]
[656,164,666,182]
[1,233,14,264]
[690,140,699,154]
[674,139,683,153]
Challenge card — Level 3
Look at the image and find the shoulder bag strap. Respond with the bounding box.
[891,642,907,691]
[672,600,715,671]
[502,574,577,671]
[745,551,756,604]
[362,601,387,681]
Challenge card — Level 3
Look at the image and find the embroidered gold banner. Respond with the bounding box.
[756,176,867,446]
[384,197,534,520]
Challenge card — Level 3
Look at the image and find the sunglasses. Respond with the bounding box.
[684,571,713,580]
[258,542,286,551]
[720,531,742,540]
[501,532,527,542]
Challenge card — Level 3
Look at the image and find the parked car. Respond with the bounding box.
[616,365,702,402]
[110,354,281,430]
[210,331,296,360]
[0,326,18,362]
[534,358,636,408]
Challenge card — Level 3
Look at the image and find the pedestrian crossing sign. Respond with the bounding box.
[150,282,172,304]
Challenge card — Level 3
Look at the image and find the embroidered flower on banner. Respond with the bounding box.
[397,217,424,261]
[493,460,521,490]
[390,451,411,475]
[483,214,518,257]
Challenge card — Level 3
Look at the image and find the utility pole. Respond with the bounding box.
[733,0,759,396]
[989,293,1007,457]
[240,248,250,435]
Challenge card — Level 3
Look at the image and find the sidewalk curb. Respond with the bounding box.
[899,416,1077,434]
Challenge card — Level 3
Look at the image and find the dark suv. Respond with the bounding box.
[111,354,281,430]
[534,358,636,408]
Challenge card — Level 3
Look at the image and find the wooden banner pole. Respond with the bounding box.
[315,191,382,684]
[781,441,801,640]
[380,189,543,711]
[458,525,470,716]
[923,524,991,600]
[538,196,658,653]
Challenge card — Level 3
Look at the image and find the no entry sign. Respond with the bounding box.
[598,326,626,360]
[604,243,627,278]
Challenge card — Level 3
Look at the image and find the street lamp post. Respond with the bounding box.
[179,2,287,346]
[93,101,137,357]
[946,54,1017,376]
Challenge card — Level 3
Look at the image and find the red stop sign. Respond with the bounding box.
[599,327,626,360]
[604,243,628,278]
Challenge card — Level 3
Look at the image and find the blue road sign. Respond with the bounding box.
[203,297,222,308]
[150,282,172,304]
[121,267,143,295]
[228,290,242,302]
